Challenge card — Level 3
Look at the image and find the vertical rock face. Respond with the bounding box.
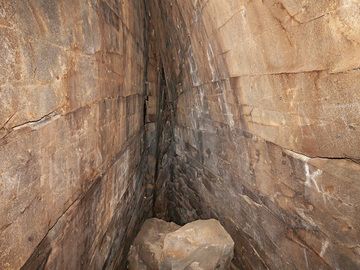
[0,0,151,269]
[149,0,360,269]
[2,0,360,269]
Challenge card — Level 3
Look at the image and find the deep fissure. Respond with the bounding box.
[1,0,360,269]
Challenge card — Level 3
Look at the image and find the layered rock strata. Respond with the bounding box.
[149,0,360,269]
[0,0,152,269]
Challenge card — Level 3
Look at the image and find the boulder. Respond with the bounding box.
[128,218,180,269]
[128,218,234,270]
[161,219,234,269]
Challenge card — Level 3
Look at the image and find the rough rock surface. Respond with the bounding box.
[0,1,154,269]
[162,219,234,269]
[2,0,360,269]
[128,218,234,270]
[148,0,360,269]
[128,218,180,269]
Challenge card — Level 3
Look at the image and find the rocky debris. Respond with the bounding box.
[128,218,234,269]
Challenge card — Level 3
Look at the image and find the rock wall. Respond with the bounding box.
[2,0,360,269]
[150,0,360,269]
[0,0,151,269]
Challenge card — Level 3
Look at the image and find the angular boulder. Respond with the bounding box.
[161,219,234,269]
[128,218,180,269]
[128,218,234,270]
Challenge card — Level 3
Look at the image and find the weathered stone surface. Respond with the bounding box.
[128,218,180,269]
[0,0,152,269]
[161,219,234,269]
[149,0,360,269]
[128,219,234,270]
[3,0,360,269]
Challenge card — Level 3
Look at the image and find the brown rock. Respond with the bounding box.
[148,0,360,269]
[161,219,234,270]
[3,0,360,269]
[0,1,153,269]
[128,219,234,270]
[128,218,180,269]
